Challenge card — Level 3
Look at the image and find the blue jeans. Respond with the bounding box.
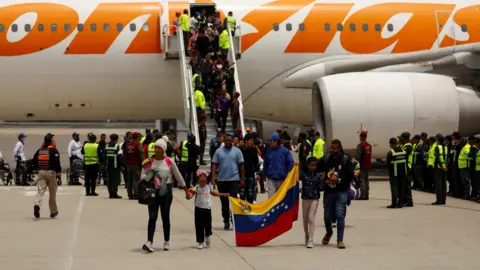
[323,191,348,243]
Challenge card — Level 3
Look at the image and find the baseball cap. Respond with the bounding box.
[72,132,80,137]
[18,133,27,139]
[389,137,397,145]
[270,133,281,141]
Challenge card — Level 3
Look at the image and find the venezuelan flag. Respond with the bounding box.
[230,165,300,246]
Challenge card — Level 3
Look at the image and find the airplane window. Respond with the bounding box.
[25,24,31,32]
[11,24,18,32]
[461,24,467,32]
[299,23,305,31]
[64,24,71,32]
[104,23,110,32]
[77,23,84,32]
[0,24,4,32]
[116,23,123,31]
[324,23,331,32]
[51,24,57,32]
[375,24,381,32]
[90,23,97,32]
[129,23,136,32]
[387,23,394,32]
[142,23,149,32]
[273,23,279,31]
[349,23,356,32]
[337,23,343,32]
[362,23,368,32]
[286,23,292,31]
[439,24,443,28]
[38,24,44,32]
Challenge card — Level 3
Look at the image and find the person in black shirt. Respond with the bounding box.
[105,134,122,199]
[317,139,353,249]
[240,134,259,203]
[386,137,407,208]
[195,28,210,60]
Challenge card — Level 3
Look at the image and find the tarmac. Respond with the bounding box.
[1,180,479,270]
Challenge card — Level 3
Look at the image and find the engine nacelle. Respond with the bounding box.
[312,72,480,159]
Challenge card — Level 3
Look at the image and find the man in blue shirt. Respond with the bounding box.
[263,133,294,198]
[212,134,245,230]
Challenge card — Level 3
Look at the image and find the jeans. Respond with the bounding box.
[195,207,212,243]
[242,176,256,203]
[147,193,170,243]
[267,179,284,198]
[217,181,239,223]
[127,166,141,198]
[323,191,348,243]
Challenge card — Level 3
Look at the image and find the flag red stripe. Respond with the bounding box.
[235,200,299,247]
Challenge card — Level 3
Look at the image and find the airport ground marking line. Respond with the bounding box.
[173,192,256,270]
[65,190,86,270]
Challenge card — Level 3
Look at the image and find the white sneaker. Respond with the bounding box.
[197,242,204,249]
[306,241,314,248]
[205,237,211,247]
[163,241,170,251]
[142,241,154,253]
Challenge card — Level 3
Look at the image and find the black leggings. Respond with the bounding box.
[84,164,99,194]
[195,207,212,243]
[147,192,170,243]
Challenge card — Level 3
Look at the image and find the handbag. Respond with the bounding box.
[137,179,157,205]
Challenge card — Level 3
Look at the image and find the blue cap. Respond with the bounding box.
[18,133,26,139]
[72,132,79,137]
[270,133,281,141]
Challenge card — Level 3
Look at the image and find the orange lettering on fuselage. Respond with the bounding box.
[340,3,455,54]
[66,2,161,54]
[440,5,480,47]
[0,3,78,56]
[285,3,353,53]
[241,0,315,52]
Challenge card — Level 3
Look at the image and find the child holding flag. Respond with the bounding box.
[300,157,322,248]
[186,170,229,249]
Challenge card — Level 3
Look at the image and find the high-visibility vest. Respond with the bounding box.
[412,143,418,165]
[458,144,471,169]
[427,142,437,168]
[105,144,119,169]
[476,149,480,171]
[181,141,189,162]
[312,138,325,159]
[226,16,236,31]
[194,90,206,110]
[401,143,413,169]
[192,73,202,87]
[219,30,230,49]
[390,148,406,177]
[167,141,176,161]
[180,14,189,32]
[427,143,446,169]
[140,136,146,144]
[148,142,155,158]
[38,148,51,170]
[84,143,99,165]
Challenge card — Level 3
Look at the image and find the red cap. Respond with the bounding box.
[360,131,368,137]
[131,132,141,139]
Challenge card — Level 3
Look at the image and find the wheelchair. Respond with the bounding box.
[0,160,13,186]
[67,158,84,185]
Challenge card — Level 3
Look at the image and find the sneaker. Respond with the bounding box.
[337,242,346,249]
[33,205,40,219]
[50,211,59,218]
[197,242,204,249]
[322,234,331,245]
[163,241,170,251]
[306,241,314,248]
[205,237,211,247]
[224,221,230,230]
[142,241,154,253]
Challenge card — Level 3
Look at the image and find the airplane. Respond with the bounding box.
[0,0,480,158]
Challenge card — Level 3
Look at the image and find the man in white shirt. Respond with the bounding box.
[67,132,83,185]
[13,133,27,185]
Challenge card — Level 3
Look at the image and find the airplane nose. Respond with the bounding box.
[282,64,326,88]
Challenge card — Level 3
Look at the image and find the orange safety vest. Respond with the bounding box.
[38,148,50,170]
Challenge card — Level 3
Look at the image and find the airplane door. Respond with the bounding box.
[435,10,455,48]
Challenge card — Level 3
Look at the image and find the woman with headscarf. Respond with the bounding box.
[141,139,188,253]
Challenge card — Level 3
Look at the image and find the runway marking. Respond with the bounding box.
[65,191,85,270]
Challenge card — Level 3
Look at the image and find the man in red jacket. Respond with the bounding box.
[356,131,372,200]
[124,132,144,199]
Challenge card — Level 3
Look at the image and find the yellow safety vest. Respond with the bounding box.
[427,142,437,168]
[313,138,325,159]
[402,143,413,169]
[105,144,119,169]
[180,14,189,32]
[84,143,99,165]
[476,149,480,171]
[181,141,189,162]
[194,90,206,110]
[148,142,155,158]
[390,148,406,177]
[192,73,202,88]
[226,16,236,30]
[168,141,176,161]
[140,136,146,144]
[458,144,471,169]
[219,30,230,49]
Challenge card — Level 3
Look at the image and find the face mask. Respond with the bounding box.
[216,64,222,69]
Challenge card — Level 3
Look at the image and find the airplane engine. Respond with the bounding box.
[312,72,480,159]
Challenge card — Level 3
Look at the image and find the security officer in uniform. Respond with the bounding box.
[430,134,447,205]
[467,136,478,200]
[179,133,200,188]
[223,11,236,35]
[457,137,471,199]
[81,134,102,196]
[444,135,454,195]
[423,136,435,192]
[105,134,122,199]
[475,138,480,203]
[399,132,414,207]
[386,138,407,208]
[450,132,462,197]
[411,135,423,190]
